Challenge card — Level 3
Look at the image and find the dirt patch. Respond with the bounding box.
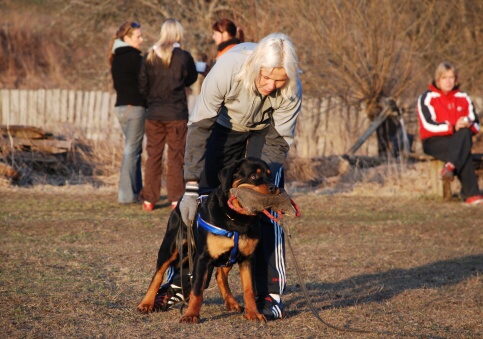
[1,187,482,338]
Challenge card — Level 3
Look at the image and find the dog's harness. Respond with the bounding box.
[197,214,240,267]
[195,195,240,267]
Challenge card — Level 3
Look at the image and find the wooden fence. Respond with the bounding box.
[0,89,121,143]
[0,89,386,158]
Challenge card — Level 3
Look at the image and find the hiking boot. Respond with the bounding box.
[256,294,285,320]
[153,284,189,312]
[465,195,483,205]
[440,162,455,182]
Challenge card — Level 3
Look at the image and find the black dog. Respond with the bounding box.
[137,158,285,323]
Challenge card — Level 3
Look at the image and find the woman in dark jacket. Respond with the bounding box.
[138,18,197,211]
[109,21,145,204]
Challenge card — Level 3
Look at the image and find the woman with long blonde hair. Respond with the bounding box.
[138,18,198,212]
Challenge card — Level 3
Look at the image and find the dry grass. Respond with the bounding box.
[1,181,482,338]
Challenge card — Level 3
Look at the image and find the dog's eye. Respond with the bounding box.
[250,174,257,180]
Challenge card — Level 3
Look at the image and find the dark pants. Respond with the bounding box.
[423,128,479,198]
[139,119,187,204]
[168,123,287,296]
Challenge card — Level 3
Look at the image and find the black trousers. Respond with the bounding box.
[166,123,286,296]
[422,128,479,198]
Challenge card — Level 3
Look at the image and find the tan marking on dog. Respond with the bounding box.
[137,250,179,313]
[215,267,242,312]
[180,293,202,323]
[207,234,258,259]
[239,260,267,322]
[180,267,211,323]
[207,233,234,259]
[238,235,259,256]
[232,179,242,188]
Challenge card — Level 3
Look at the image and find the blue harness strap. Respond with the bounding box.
[197,213,239,267]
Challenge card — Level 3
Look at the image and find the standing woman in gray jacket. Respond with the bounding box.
[110,21,145,204]
[138,18,197,212]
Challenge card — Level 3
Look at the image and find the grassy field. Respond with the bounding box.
[1,188,482,338]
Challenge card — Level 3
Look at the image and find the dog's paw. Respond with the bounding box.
[137,303,154,314]
[179,314,200,324]
[225,301,243,313]
[244,311,267,323]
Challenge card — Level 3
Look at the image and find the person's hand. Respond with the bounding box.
[455,116,472,131]
[179,182,199,225]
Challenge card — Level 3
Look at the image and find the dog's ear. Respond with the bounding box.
[218,159,244,191]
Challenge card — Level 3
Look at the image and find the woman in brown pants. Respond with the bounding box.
[138,18,198,211]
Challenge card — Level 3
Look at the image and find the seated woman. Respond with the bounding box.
[417,61,482,204]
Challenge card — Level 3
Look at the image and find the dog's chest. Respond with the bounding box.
[207,233,259,260]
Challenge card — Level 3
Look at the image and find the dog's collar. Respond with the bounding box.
[197,214,239,267]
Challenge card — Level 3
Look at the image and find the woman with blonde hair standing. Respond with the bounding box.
[138,18,198,211]
[109,21,145,204]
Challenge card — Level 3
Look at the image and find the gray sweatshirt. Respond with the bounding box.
[185,42,302,182]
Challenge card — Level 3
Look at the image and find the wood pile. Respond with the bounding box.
[0,125,72,182]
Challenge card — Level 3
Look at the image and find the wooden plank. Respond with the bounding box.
[68,90,76,123]
[346,105,391,155]
[10,90,20,126]
[1,89,9,126]
[52,89,61,125]
[45,89,53,128]
[75,91,83,125]
[81,90,90,136]
[100,92,110,138]
[37,89,46,126]
[86,91,96,139]
[60,89,68,123]
[19,90,28,125]
[92,91,103,140]
[0,125,50,139]
[429,159,444,197]
[0,138,71,153]
[27,90,38,126]
[406,152,436,161]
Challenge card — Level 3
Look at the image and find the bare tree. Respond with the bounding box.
[2,0,482,112]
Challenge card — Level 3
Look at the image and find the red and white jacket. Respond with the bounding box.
[417,83,480,140]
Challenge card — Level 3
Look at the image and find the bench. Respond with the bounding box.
[407,153,451,199]
[407,152,483,200]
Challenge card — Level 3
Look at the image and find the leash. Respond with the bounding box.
[177,202,199,313]
[177,225,190,313]
[226,194,409,334]
[280,219,427,337]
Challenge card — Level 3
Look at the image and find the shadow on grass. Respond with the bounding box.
[286,254,482,310]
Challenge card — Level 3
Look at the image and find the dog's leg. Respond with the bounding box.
[137,250,178,313]
[215,266,243,312]
[179,258,212,323]
[137,210,187,313]
[239,260,267,322]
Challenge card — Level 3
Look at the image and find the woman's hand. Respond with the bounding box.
[455,116,472,131]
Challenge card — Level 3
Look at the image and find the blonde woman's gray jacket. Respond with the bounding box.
[184,42,302,182]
